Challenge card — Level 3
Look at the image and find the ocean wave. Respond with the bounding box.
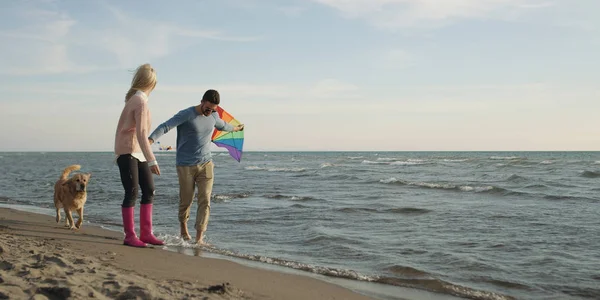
[289,203,309,209]
[212,193,250,202]
[384,265,430,277]
[320,163,334,168]
[336,207,378,213]
[442,158,469,162]
[264,194,317,201]
[386,207,432,215]
[361,160,389,165]
[324,174,361,181]
[347,156,364,160]
[543,194,598,202]
[523,184,548,188]
[507,174,528,182]
[375,276,515,300]
[380,178,497,193]
[162,236,512,300]
[164,241,375,281]
[361,159,425,166]
[490,156,522,160]
[376,157,399,161]
[244,166,306,172]
[390,161,424,166]
[336,207,431,215]
[580,170,600,178]
[304,233,355,245]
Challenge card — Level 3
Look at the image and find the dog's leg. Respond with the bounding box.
[55,207,61,223]
[65,208,75,229]
[63,208,70,227]
[75,207,83,229]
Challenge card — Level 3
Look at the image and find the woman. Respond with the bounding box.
[114,63,164,247]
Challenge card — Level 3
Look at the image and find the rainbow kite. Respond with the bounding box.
[211,106,244,162]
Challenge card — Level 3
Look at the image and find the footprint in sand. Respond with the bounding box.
[36,286,72,299]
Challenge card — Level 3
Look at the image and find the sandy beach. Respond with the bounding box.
[0,207,375,300]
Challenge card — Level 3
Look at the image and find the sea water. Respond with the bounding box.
[1,151,599,300]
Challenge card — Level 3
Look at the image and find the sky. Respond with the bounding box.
[0,0,598,152]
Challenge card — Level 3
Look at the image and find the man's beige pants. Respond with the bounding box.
[176,161,214,233]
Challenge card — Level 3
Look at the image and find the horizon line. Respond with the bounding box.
[0,150,599,153]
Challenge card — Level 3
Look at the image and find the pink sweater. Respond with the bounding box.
[114,90,156,164]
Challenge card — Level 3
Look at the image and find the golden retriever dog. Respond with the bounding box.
[53,164,91,230]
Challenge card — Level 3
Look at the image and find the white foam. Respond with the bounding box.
[362,160,387,165]
[267,167,305,172]
[376,158,397,161]
[380,177,398,184]
[412,182,455,189]
[348,156,364,160]
[459,186,494,192]
[490,156,520,160]
[245,166,265,170]
[245,166,305,172]
[390,161,422,166]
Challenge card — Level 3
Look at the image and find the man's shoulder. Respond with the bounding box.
[179,106,196,113]
[173,106,197,119]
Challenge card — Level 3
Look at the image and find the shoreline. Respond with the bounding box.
[0,204,464,300]
[0,206,381,300]
[0,204,457,300]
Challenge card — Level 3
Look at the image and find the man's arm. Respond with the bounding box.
[212,112,244,132]
[149,108,195,142]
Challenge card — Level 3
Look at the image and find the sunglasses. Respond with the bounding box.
[201,103,218,113]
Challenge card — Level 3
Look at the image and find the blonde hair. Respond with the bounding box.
[125,63,157,101]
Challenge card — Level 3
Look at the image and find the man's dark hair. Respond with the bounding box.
[202,89,220,104]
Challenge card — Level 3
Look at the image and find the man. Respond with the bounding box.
[148,89,244,244]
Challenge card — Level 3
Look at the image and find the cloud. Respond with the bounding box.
[278,6,308,17]
[95,3,262,67]
[0,2,260,76]
[0,3,97,75]
[311,0,556,29]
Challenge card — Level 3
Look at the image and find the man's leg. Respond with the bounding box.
[176,165,196,240]
[194,161,214,244]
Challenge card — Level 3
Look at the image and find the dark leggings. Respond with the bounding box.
[117,154,155,207]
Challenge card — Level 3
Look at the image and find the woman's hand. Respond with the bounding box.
[150,164,161,175]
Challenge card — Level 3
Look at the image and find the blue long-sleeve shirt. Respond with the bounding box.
[148,106,234,166]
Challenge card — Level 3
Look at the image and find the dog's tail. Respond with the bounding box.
[60,164,81,180]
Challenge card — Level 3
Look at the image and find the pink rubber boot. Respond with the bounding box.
[139,203,164,245]
[121,206,147,248]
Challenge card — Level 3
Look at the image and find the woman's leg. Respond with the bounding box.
[138,161,164,245]
[117,154,139,208]
[138,161,155,205]
[116,154,146,247]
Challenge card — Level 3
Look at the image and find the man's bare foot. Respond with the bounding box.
[195,231,207,245]
[180,223,192,241]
